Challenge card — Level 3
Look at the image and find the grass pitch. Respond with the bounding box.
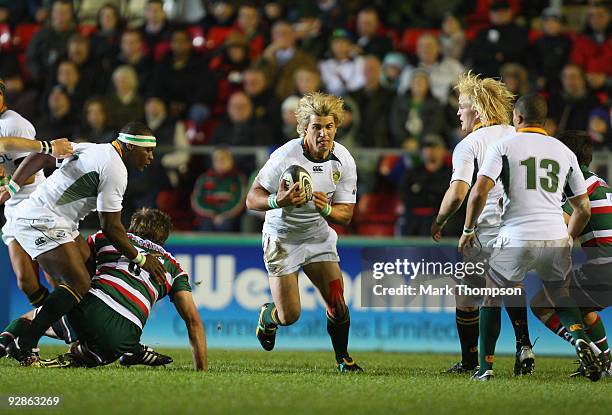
[1,347,611,415]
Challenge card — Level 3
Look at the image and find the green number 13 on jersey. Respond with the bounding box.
[519,157,560,192]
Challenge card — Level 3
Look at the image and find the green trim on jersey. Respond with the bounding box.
[57,171,100,205]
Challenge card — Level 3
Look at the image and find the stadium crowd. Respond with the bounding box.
[0,0,610,235]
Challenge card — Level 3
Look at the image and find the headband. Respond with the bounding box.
[117,132,156,147]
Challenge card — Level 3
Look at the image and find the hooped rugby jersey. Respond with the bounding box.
[256,138,357,241]
[19,142,127,224]
[563,166,612,264]
[87,231,191,330]
[0,110,44,209]
[451,124,516,228]
[479,128,587,240]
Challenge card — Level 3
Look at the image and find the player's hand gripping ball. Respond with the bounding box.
[281,165,313,207]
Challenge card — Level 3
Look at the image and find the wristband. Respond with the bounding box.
[40,140,52,155]
[6,179,20,197]
[267,194,279,209]
[133,252,146,267]
[462,227,475,235]
[321,203,332,218]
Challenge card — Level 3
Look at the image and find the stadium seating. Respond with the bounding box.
[12,23,40,53]
[355,193,401,236]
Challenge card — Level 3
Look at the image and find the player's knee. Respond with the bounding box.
[583,311,598,325]
[70,278,91,297]
[14,270,38,293]
[277,307,300,326]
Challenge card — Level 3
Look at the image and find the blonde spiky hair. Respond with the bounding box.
[454,70,514,126]
[296,92,344,138]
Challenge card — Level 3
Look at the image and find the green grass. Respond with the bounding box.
[1,348,611,415]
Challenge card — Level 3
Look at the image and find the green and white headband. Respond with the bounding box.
[117,133,157,147]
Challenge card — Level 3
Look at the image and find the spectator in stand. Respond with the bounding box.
[260,1,286,28]
[399,134,452,236]
[35,85,77,140]
[319,28,366,97]
[90,3,124,74]
[67,34,108,96]
[235,3,265,59]
[294,6,328,60]
[280,95,299,141]
[354,7,393,59]
[191,146,246,232]
[531,7,572,93]
[380,52,407,92]
[350,55,394,148]
[139,0,173,61]
[242,66,281,141]
[210,32,251,115]
[113,30,154,96]
[500,63,530,97]
[549,63,600,132]
[3,73,38,121]
[26,0,77,86]
[150,27,215,122]
[586,57,611,106]
[51,59,86,119]
[335,96,361,148]
[464,0,529,78]
[200,0,236,29]
[258,20,317,100]
[390,70,448,151]
[294,67,322,95]
[571,2,612,74]
[211,91,272,146]
[73,97,115,144]
[145,96,191,187]
[105,65,145,129]
[588,107,612,150]
[439,13,466,61]
[398,33,464,104]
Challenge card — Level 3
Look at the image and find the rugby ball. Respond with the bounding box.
[281,165,313,204]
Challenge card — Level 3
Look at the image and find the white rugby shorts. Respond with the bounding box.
[262,228,340,277]
[13,207,79,259]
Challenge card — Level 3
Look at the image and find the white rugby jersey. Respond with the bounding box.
[256,138,357,241]
[451,124,516,228]
[0,110,44,209]
[478,127,587,240]
[19,142,127,225]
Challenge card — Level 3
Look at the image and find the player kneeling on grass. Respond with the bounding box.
[246,92,362,372]
[0,208,207,370]
[530,131,612,377]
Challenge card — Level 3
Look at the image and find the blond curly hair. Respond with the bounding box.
[295,92,344,138]
[454,71,514,126]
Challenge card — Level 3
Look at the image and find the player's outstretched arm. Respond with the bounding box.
[431,180,470,241]
[0,137,73,158]
[173,291,207,371]
[98,211,167,284]
[567,193,591,239]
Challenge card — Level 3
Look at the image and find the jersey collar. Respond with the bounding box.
[472,121,500,132]
[111,140,123,158]
[302,138,341,163]
[517,127,548,135]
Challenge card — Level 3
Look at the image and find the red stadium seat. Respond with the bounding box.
[152,40,170,61]
[355,193,401,236]
[12,23,41,53]
[528,29,542,44]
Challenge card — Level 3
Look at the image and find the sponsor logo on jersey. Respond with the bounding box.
[312,166,323,173]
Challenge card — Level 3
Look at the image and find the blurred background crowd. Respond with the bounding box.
[0,0,610,236]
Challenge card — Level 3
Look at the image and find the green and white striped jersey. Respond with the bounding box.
[87,231,191,330]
